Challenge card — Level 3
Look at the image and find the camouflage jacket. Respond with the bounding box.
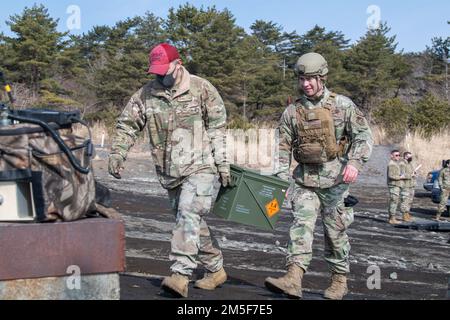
[277,87,373,189]
[387,160,404,187]
[111,67,228,189]
[438,167,450,190]
[400,159,417,188]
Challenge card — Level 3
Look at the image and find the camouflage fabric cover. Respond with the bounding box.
[0,123,96,222]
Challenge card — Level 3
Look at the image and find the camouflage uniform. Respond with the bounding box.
[399,159,416,215]
[387,159,404,218]
[438,167,450,215]
[111,66,227,276]
[277,87,373,274]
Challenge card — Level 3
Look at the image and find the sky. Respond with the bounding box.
[0,0,448,53]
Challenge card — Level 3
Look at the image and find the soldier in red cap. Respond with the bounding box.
[109,43,230,298]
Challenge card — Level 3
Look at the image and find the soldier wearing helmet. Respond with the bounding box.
[265,53,373,300]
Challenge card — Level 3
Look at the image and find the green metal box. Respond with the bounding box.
[213,165,290,230]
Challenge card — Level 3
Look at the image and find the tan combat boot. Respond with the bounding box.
[433,213,442,221]
[194,267,227,290]
[161,273,189,298]
[402,212,414,222]
[323,273,348,300]
[264,264,304,299]
[388,216,401,225]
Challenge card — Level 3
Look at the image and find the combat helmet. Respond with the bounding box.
[295,52,328,77]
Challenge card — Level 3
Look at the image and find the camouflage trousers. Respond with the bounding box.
[438,188,450,213]
[287,183,353,274]
[167,173,223,276]
[399,187,415,214]
[388,186,411,217]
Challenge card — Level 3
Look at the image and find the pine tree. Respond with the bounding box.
[4,4,67,97]
[165,5,246,111]
[425,36,450,75]
[344,22,411,112]
[411,93,450,137]
[78,14,166,116]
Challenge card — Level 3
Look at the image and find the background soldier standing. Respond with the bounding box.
[436,159,450,221]
[387,150,404,224]
[265,53,373,300]
[399,151,417,222]
[108,43,230,298]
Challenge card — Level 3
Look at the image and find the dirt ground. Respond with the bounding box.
[93,145,450,300]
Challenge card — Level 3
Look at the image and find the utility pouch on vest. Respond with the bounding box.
[0,110,96,222]
[293,93,341,165]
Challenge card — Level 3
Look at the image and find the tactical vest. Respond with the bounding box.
[293,92,347,165]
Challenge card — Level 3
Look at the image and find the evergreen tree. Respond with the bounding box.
[425,36,450,75]
[313,40,349,96]
[344,22,411,112]
[4,4,67,96]
[292,25,350,54]
[411,93,450,137]
[373,97,411,141]
[250,20,294,55]
[165,5,246,110]
[80,15,165,115]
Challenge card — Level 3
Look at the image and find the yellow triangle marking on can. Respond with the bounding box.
[266,199,280,218]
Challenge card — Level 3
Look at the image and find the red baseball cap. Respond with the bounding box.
[148,43,180,75]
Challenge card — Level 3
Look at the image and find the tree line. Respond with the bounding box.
[0,4,449,137]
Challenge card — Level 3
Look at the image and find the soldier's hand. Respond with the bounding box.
[343,164,359,184]
[218,165,231,187]
[108,154,125,179]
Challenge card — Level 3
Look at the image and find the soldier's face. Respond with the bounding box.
[299,76,324,97]
[391,153,401,161]
[157,60,181,87]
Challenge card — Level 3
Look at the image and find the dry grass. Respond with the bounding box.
[371,125,387,146]
[403,130,450,175]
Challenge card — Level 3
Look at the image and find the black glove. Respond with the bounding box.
[344,195,359,208]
